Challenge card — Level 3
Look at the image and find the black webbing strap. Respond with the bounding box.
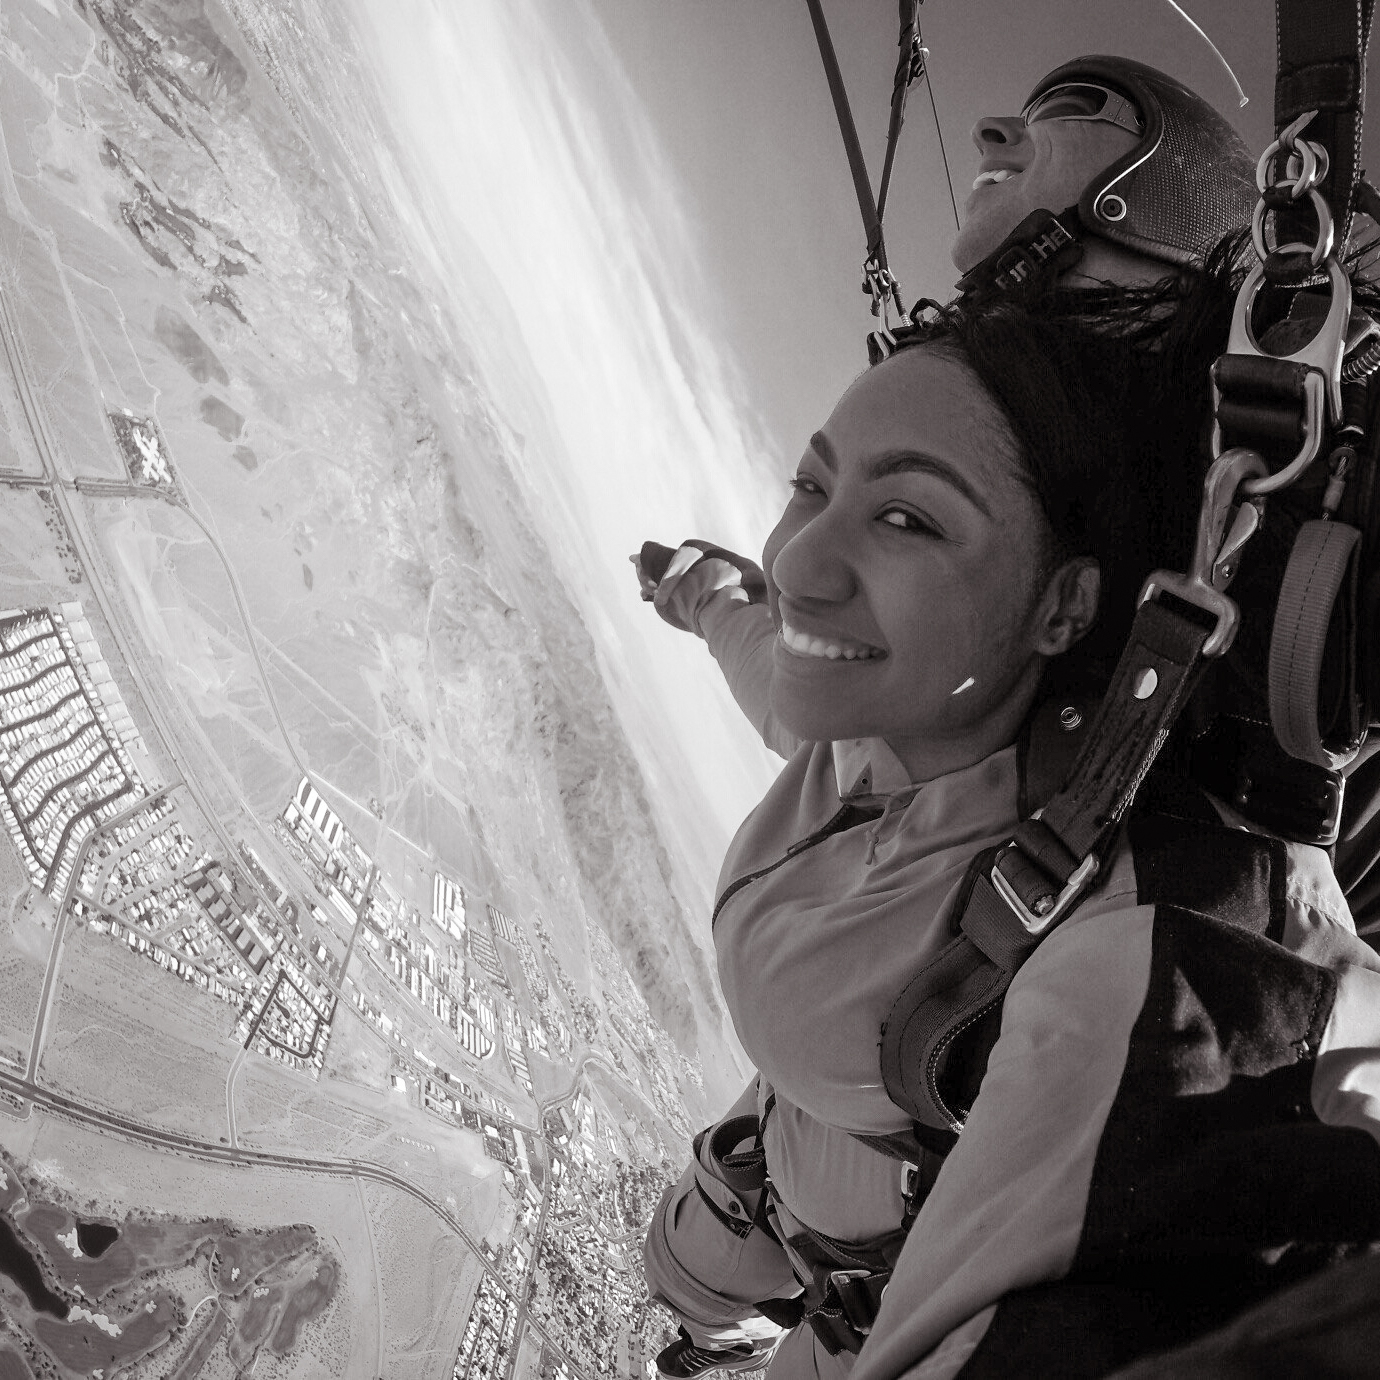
[704,1113,770,1194]
[876,0,924,227]
[1031,599,1214,867]
[1275,0,1375,249]
[881,597,1215,1132]
[804,0,886,267]
[1269,516,1365,767]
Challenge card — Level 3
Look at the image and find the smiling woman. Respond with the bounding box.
[635,270,1246,1375]
[635,251,1380,1378]
[763,348,1081,781]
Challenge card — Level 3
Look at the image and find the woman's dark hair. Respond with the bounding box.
[894,240,1243,693]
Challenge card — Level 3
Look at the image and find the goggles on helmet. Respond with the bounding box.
[1022,82,1144,137]
[1026,57,1256,270]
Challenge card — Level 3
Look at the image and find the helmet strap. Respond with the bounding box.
[955,206,1084,298]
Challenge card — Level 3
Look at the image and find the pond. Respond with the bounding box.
[0,1215,66,1319]
[74,1222,119,1258]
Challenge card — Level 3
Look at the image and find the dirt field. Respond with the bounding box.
[39,927,239,1142]
[366,1179,472,1380]
[0,875,49,1074]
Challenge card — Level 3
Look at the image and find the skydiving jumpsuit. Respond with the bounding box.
[642,556,1380,1379]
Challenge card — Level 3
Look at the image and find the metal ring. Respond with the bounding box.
[1251,188,1334,268]
[1257,138,1319,199]
[1096,193,1128,222]
[1287,143,1329,192]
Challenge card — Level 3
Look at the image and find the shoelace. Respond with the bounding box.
[677,1342,752,1373]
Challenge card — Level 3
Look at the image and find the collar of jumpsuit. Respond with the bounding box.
[716,737,1021,1137]
[831,736,919,803]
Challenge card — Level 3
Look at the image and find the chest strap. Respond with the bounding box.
[881,591,1219,1132]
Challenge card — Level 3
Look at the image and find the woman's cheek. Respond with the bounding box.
[913,566,1020,713]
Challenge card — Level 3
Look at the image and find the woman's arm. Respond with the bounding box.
[636,541,803,760]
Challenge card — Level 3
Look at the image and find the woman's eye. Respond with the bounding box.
[879,507,939,536]
[788,475,825,497]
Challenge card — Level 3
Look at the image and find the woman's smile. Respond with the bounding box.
[778,617,885,662]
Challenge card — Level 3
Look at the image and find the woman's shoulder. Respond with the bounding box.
[1068,781,1377,972]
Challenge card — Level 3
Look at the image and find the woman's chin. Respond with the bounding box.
[769,643,886,743]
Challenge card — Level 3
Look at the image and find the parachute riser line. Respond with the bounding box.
[804,0,937,361]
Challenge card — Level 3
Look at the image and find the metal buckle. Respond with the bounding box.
[989,845,1099,937]
[1216,246,1352,495]
[828,1269,878,1335]
[865,257,907,364]
[1140,448,1270,658]
[900,1161,919,1201]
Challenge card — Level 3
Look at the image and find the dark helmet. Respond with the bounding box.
[1025,55,1256,268]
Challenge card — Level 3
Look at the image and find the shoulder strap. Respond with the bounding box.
[881,775,1286,1132]
[1275,0,1375,252]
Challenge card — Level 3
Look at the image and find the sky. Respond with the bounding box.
[348,0,787,922]
[344,0,1375,918]
[582,0,1288,452]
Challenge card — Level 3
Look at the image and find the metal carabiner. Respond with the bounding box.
[1216,254,1352,494]
[1139,447,1271,658]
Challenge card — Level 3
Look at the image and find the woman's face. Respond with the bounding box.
[763,347,1069,781]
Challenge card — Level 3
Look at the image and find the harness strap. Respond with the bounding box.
[1189,716,1345,846]
[783,1217,909,1356]
[881,596,1216,1131]
[1035,599,1214,865]
[1269,517,1364,766]
[954,207,1084,299]
[1274,0,1375,251]
[704,1113,771,1195]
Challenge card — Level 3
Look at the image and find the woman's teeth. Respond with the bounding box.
[972,168,1017,189]
[781,622,882,661]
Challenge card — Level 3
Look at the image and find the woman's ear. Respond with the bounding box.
[1035,559,1100,657]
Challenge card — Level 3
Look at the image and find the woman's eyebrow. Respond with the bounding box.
[807,431,838,471]
[864,450,993,518]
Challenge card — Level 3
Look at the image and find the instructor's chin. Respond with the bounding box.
[950,224,987,274]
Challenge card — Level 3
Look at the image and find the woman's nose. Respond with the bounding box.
[770,516,857,606]
[971,115,1026,152]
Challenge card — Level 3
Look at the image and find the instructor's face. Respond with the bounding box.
[950,111,1139,272]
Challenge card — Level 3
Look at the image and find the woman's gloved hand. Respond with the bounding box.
[631,540,768,638]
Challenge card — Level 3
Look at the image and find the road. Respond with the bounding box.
[25,783,180,1081]
[505,1174,551,1379]
[224,1046,247,1149]
[0,1067,593,1380]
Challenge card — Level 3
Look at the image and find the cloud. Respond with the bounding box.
[347,0,788,909]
